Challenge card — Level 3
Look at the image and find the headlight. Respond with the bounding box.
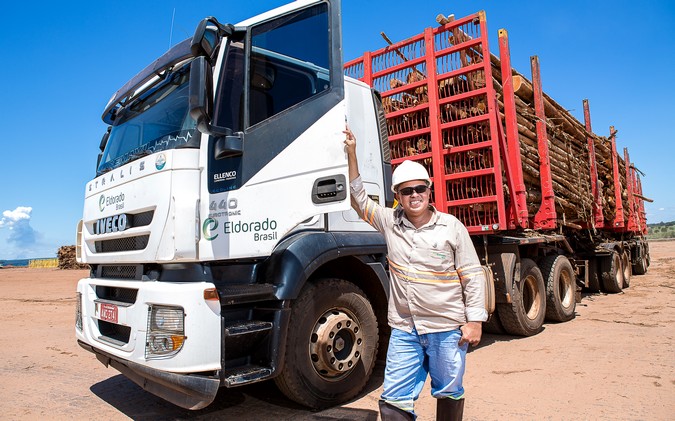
[146,305,185,358]
[75,292,83,331]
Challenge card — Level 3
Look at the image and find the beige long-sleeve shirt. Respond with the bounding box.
[350,176,487,334]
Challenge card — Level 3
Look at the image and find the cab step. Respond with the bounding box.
[223,365,273,386]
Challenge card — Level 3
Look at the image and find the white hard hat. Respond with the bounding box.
[391,160,432,192]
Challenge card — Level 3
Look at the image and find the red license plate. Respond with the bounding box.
[99,303,118,323]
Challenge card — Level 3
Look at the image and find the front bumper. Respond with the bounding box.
[79,340,220,410]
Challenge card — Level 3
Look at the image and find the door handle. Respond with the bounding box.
[312,175,347,204]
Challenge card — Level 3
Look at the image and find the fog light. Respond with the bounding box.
[146,305,185,358]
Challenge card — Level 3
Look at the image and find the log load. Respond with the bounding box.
[377,28,629,229]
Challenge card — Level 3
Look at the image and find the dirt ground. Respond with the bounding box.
[0,241,673,421]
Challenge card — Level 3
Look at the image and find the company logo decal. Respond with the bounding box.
[95,213,131,235]
[155,154,166,170]
[99,192,125,212]
[214,170,237,183]
[202,218,219,241]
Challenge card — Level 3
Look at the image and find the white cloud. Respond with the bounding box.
[0,206,33,228]
[0,206,38,249]
[659,207,665,211]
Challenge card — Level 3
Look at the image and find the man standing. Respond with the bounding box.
[344,127,487,421]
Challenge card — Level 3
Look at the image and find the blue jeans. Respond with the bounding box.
[381,327,468,417]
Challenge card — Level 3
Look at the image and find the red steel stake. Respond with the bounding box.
[498,28,528,229]
[531,56,556,230]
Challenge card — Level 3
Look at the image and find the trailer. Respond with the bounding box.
[75,0,650,411]
[344,10,650,335]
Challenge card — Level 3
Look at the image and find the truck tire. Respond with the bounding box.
[633,253,648,275]
[600,251,624,293]
[621,250,631,288]
[274,278,378,409]
[497,258,546,336]
[540,255,576,322]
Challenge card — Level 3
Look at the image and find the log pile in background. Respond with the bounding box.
[57,245,88,270]
[379,24,630,227]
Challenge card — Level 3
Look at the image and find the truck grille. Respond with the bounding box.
[100,265,140,280]
[95,235,149,253]
[131,210,154,227]
[95,286,138,304]
[98,320,131,344]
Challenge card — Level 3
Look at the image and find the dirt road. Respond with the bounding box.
[1,241,673,420]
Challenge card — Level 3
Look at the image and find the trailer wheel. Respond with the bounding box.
[600,251,624,293]
[497,258,546,336]
[621,251,631,288]
[633,253,648,275]
[540,255,576,322]
[274,278,378,409]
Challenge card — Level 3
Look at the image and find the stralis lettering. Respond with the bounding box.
[214,171,237,182]
[89,160,146,192]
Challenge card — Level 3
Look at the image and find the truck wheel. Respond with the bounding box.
[497,258,546,336]
[540,255,576,322]
[600,251,624,293]
[633,253,648,275]
[274,278,378,409]
[621,251,631,288]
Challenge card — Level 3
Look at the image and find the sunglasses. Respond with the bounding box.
[398,185,428,196]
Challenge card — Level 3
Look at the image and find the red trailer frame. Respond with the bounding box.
[344,11,646,237]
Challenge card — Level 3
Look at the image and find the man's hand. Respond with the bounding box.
[459,321,482,347]
[343,126,356,155]
[343,126,359,182]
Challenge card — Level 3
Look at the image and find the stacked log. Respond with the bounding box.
[57,245,88,270]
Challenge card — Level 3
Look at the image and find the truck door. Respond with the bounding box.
[200,0,348,259]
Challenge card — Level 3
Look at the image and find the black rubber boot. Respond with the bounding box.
[436,398,464,421]
[379,400,415,421]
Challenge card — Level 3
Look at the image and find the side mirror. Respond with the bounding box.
[189,57,243,158]
[99,126,111,152]
[190,17,233,60]
[96,127,111,172]
[189,56,214,133]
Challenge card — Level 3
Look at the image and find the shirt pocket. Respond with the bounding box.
[410,246,454,273]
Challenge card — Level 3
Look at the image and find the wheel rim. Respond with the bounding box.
[309,308,363,380]
[559,268,574,309]
[522,274,542,320]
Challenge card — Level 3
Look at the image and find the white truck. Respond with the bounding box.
[76,0,390,410]
[76,0,650,412]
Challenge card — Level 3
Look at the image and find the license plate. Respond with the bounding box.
[99,303,118,323]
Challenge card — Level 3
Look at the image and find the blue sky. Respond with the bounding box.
[1,1,674,259]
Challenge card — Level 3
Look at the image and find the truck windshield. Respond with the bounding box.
[97,64,197,175]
